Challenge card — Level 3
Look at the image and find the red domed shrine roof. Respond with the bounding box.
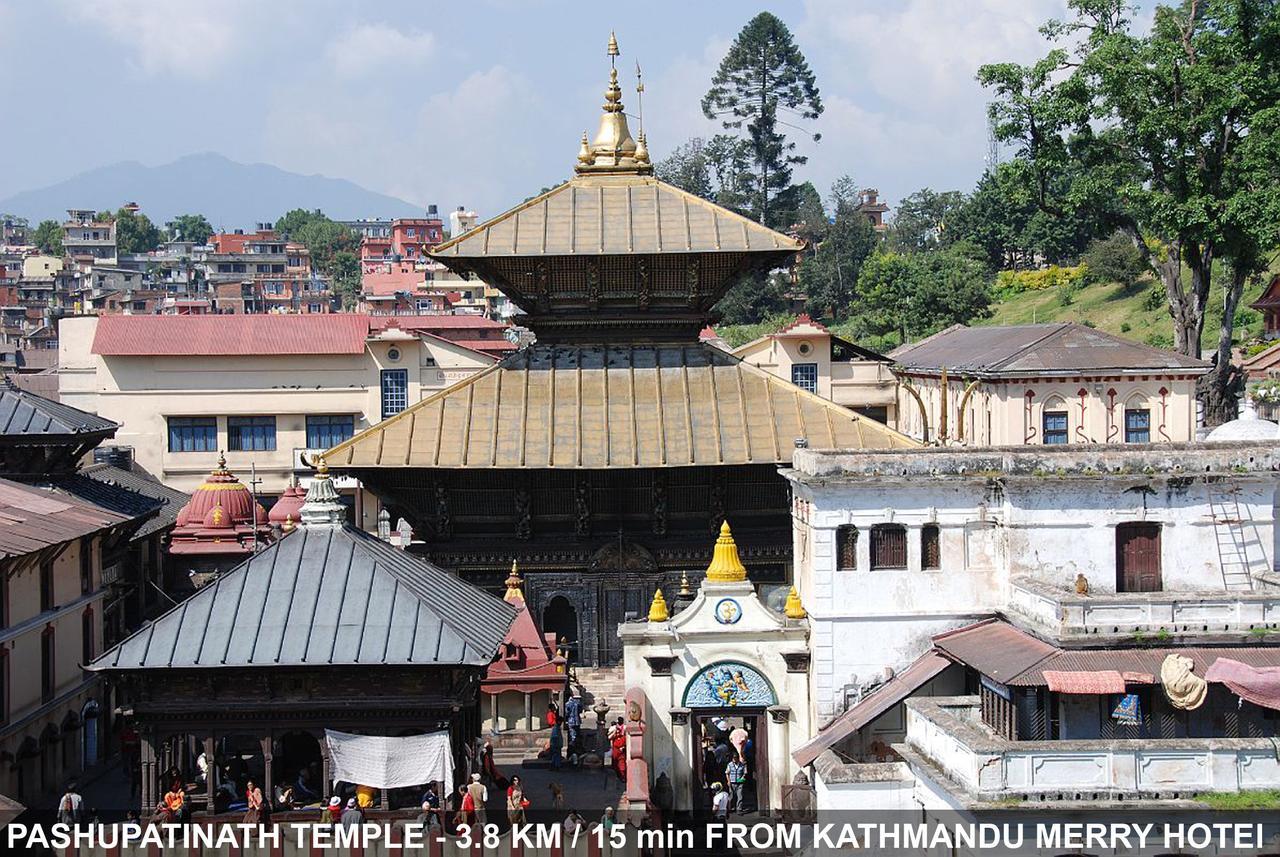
[170,454,272,556]
[482,562,567,696]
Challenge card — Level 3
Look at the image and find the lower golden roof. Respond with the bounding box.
[325,344,916,469]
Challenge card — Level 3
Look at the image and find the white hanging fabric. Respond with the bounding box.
[324,729,453,789]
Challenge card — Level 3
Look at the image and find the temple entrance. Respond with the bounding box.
[542,597,578,656]
[691,711,766,814]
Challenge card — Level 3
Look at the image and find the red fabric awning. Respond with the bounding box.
[1205,658,1280,711]
[1043,670,1126,695]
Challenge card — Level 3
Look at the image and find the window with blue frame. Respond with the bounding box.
[381,369,409,418]
[1125,408,1151,443]
[306,415,355,449]
[791,363,818,394]
[168,417,217,452]
[227,416,276,451]
[1042,410,1068,445]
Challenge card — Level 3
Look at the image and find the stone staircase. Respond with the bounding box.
[569,665,628,731]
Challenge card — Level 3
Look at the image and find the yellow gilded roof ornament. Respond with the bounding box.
[784,586,807,620]
[678,570,692,597]
[608,31,619,58]
[705,521,748,583]
[282,514,295,533]
[647,586,669,622]
[574,33,652,176]
[504,560,525,603]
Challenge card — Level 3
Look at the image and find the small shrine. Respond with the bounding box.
[168,454,272,583]
[268,480,306,533]
[481,562,568,748]
[619,522,811,815]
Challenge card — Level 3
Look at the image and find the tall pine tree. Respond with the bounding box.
[702,12,822,228]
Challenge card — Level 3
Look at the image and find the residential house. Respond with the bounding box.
[730,314,899,425]
[1251,273,1280,340]
[891,323,1209,445]
[61,210,117,264]
[58,314,500,509]
[786,443,1280,811]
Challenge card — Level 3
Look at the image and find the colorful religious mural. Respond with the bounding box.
[682,662,777,708]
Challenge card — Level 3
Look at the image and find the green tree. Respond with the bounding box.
[979,0,1280,422]
[655,138,713,200]
[714,271,794,325]
[113,208,164,254]
[854,244,993,345]
[31,220,63,256]
[166,214,214,246]
[275,208,361,306]
[798,205,876,321]
[1082,230,1148,289]
[888,188,967,254]
[702,12,823,227]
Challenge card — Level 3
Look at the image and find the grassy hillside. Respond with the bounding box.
[981,272,1270,354]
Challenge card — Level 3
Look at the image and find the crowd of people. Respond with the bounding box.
[700,718,756,818]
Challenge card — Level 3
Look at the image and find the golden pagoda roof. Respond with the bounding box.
[323,344,917,470]
[429,175,803,260]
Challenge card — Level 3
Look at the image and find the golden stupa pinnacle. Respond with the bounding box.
[574,33,652,175]
[504,560,525,602]
[705,521,748,583]
[785,586,807,620]
[647,586,669,622]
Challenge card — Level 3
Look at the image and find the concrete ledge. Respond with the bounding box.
[812,749,910,784]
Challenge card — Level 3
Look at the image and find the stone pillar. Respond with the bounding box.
[140,730,157,812]
[319,735,332,799]
[489,693,499,733]
[260,735,274,808]
[523,692,533,732]
[203,736,215,816]
[906,524,922,572]
[766,707,791,814]
[669,709,691,813]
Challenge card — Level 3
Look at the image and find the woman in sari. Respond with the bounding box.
[610,728,626,784]
[506,782,528,825]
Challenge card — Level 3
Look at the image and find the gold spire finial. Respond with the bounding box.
[504,560,525,602]
[678,570,692,597]
[574,33,652,176]
[313,454,329,477]
[647,586,669,622]
[784,586,807,620]
[705,521,748,583]
[282,514,295,533]
[216,451,227,471]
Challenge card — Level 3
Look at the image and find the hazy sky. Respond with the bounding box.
[0,0,1092,220]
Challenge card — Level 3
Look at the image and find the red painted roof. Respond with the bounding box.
[92,314,372,356]
[368,314,508,331]
[450,338,517,352]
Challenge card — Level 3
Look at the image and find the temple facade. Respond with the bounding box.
[326,37,915,665]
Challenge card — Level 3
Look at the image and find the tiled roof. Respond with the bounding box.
[430,174,804,259]
[325,343,917,470]
[893,323,1210,375]
[0,384,117,437]
[92,314,372,356]
[89,524,516,670]
[79,463,190,539]
[0,477,139,559]
[368,315,510,331]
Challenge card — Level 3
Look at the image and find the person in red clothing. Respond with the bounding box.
[610,724,626,784]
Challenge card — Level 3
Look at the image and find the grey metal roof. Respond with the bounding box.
[0,383,118,438]
[89,524,517,671]
[892,323,1210,376]
[78,464,189,539]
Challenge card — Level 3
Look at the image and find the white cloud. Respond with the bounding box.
[325,23,436,78]
[62,0,246,79]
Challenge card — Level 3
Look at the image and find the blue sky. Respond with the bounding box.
[0,1,1094,221]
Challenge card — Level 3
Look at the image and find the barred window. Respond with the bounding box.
[836,526,858,571]
[922,524,941,570]
[870,524,907,570]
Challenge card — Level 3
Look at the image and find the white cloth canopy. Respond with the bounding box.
[324,729,453,790]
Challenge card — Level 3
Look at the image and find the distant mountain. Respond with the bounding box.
[0,153,427,228]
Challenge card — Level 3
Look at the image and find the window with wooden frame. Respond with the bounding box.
[836,525,859,571]
[870,524,908,570]
[921,524,941,570]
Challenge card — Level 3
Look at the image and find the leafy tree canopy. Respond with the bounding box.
[31,220,62,256]
[166,214,214,246]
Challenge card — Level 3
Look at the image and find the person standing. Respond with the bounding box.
[57,782,85,827]
[564,693,583,752]
[548,721,564,770]
[506,782,528,824]
[339,797,363,829]
[243,780,266,825]
[466,772,488,825]
[725,754,748,814]
[711,782,729,820]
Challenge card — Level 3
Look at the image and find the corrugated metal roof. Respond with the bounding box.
[932,619,1057,685]
[325,344,917,469]
[430,175,804,259]
[793,652,951,767]
[91,315,372,356]
[0,477,137,559]
[89,524,517,671]
[0,384,117,437]
[893,323,1210,375]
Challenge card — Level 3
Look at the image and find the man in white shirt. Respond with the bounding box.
[711,782,729,820]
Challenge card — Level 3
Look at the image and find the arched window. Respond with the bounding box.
[1124,394,1151,443]
[1042,397,1068,445]
[922,524,941,570]
[870,524,907,570]
[836,526,858,571]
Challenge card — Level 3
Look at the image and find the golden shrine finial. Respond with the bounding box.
[574,33,652,176]
[784,586,807,620]
[282,514,295,533]
[647,586,669,622]
[705,521,748,583]
[504,560,525,602]
[313,454,329,477]
[678,570,692,597]
[216,451,227,472]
